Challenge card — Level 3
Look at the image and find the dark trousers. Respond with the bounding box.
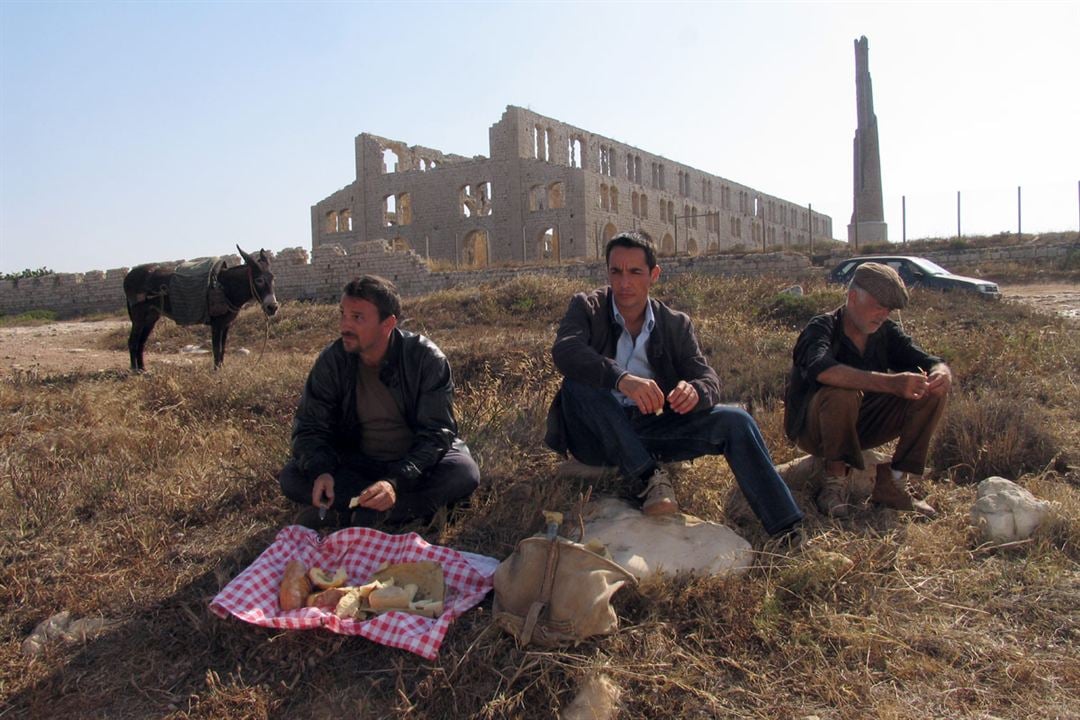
[558,379,803,535]
[278,445,480,524]
[796,386,947,475]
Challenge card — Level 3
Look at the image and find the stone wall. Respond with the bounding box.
[0,241,813,318]
[823,241,1076,272]
[2,240,1072,319]
[312,106,835,266]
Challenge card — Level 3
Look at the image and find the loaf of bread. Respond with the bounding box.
[279,559,312,611]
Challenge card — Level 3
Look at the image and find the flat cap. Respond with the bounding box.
[850,262,908,309]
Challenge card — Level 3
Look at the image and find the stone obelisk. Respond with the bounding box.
[848,36,888,244]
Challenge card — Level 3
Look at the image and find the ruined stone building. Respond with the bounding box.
[311,106,833,266]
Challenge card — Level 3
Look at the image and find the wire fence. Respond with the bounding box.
[883,179,1078,242]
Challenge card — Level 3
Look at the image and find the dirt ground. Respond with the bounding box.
[1,283,1077,376]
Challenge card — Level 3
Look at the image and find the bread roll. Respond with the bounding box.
[308,566,347,590]
[279,559,311,611]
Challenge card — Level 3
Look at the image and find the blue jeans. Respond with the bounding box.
[558,379,803,535]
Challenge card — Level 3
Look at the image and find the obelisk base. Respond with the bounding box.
[847,221,888,245]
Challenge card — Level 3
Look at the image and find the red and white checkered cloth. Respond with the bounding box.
[209,525,498,660]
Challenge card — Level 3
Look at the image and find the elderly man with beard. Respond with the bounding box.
[278,275,479,529]
[784,262,951,519]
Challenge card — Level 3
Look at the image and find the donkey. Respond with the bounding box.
[123,245,279,371]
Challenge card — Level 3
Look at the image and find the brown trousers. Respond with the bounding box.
[796,386,947,475]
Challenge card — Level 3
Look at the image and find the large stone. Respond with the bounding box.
[581,497,753,580]
[971,476,1051,542]
[724,449,889,523]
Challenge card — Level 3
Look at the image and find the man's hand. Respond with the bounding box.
[667,380,699,415]
[890,371,931,401]
[926,363,952,397]
[352,480,397,512]
[617,373,666,415]
[312,473,335,509]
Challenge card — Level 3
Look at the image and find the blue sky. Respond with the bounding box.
[1,1,1077,274]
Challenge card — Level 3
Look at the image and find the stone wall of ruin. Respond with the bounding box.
[3,240,1072,319]
[311,106,836,267]
[0,241,813,318]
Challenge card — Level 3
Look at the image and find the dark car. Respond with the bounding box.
[827,255,1001,298]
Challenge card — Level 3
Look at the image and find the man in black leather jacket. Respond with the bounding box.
[278,275,479,528]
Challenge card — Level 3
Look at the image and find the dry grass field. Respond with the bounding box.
[1,271,1077,719]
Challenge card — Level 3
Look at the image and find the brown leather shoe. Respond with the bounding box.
[872,465,936,519]
[817,473,853,518]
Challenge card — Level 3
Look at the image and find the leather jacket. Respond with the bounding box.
[290,328,467,490]
[544,286,722,454]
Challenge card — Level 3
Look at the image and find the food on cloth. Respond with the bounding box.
[308,566,347,590]
[331,562,446,620]
[278,558,447,619]
[279,559,312,611]
[368,583,418,610]
[306,587,349,608]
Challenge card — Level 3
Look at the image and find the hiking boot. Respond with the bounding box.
[816,473,853,518]
[872,466,937,519]
[638,468,679,516]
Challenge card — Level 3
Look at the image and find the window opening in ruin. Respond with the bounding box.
[325,210,338,234]
[568,137,583,168]
[634,156,642,184]
[659,200,666,223]
[602,222,618,243]
[640,195,648,219]
[687,237,699,256]
[658,165,665,190]
[341,209,352,232]
[460,185,474,218]
[626,153,634,179]
[691,206,698,229]
[631,192,639,217]
[397,193,412,225]
[419,159,428,172]
[534,126,551,161]
[548,182,564,209]
[661,233,674,255]
[667,201,674,224]
[463,229,489,267]
[537,227,559,262]
[383,195,397,227]
[651,163,659,188]
[609,187,619,213]
[383,148,400,174]
[530,184,545,212]
[599,183,609,211]
[478,181,493,216]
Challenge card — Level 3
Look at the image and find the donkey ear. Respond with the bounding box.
[237,245,257,266]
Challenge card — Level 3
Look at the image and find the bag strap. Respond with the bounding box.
[519,537,560,646]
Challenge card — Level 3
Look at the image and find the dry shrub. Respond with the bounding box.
[932,391,1062,482]
[2,271,1078,719]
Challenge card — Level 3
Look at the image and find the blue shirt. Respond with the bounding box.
[612,300,656,406]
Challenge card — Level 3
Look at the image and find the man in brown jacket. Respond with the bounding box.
[545,232,803,540]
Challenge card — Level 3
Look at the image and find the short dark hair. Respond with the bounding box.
[342,275,401,321]
[605,231,658,270]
